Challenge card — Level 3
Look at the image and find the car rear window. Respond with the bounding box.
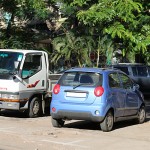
[132,67,148,77]
[58,72,102,87]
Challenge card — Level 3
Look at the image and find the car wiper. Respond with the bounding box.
[73,83,91,89]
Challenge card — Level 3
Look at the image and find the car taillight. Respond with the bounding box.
[94,86,104,97]
[53,84,60,94]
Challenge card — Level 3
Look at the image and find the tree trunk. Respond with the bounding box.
[6,12,14,38]
[96,48,100,68]
[78,58,82,67]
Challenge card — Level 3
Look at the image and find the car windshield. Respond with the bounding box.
[58,71,103,87]
[0,51,23,79]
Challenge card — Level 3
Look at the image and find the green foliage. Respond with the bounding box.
[0,36,34,49]
[69,0,150,63]
[0,0,150,66]
[52,32,92,67]
[0,28,36,49]
[71,0,90,7]
[1,0,48,19]
[0,0,55,51]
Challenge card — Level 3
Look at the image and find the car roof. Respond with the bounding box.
[65,67,123,74]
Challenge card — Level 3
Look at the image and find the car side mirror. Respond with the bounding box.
[133,84,139,91]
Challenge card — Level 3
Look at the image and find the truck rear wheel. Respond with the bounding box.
[28,97,42,118]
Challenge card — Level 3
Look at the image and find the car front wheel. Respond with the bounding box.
[100,111,114,132]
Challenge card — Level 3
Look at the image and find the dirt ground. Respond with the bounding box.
[0,102,150,150]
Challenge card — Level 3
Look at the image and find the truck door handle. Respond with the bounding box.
[42,80,45,86]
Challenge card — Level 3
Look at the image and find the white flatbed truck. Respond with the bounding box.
[0,49,61,117]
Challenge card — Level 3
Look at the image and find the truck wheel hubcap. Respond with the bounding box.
[33,101,39,114]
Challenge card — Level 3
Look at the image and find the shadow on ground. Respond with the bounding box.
[64,100,150,131]
[0,109,50,118]
[63,116,150,131]
[1,101,150,131]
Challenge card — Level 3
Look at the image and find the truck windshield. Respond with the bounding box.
[0,51,23,79]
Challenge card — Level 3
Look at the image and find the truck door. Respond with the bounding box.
[21,52,47,92]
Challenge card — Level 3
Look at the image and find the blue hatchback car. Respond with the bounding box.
[50,68,146,132]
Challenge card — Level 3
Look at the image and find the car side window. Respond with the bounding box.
[22,54,42,78]
[115,67,129,75]
[132,66,148,77]
[109,73,121,88]
[119,73,133,89]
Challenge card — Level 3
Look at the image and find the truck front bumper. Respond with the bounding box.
[0,101,20,110]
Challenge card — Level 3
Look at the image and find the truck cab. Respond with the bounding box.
[0,49,51,117]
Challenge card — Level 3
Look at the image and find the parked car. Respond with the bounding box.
[50,67,146,132]
[111,63,150,98]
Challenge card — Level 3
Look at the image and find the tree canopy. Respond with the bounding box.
[0,0,58,49]
[0,0,150,68]
[57,0,150,65]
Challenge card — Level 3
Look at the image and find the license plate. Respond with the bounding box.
[66,92,86,98]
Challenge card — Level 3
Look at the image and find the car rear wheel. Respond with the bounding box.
[51,118,65,128]
[137,106,146,124]
[100,111,114,132]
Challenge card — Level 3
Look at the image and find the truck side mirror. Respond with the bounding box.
[14,61,19,69]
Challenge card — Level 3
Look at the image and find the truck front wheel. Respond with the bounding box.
[28,97,42,118]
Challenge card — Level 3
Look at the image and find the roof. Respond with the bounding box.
[0,49,45,54]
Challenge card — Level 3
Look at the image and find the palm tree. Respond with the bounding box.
[51,31,92,67]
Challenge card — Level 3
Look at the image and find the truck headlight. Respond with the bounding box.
[1,94,19,100]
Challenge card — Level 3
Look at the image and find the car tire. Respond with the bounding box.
[28,97,42,118]
[137,106,146,124]
[51,117,64,128]
[100,111,114,132]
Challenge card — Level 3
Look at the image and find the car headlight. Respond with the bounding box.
[1,94,19,99]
